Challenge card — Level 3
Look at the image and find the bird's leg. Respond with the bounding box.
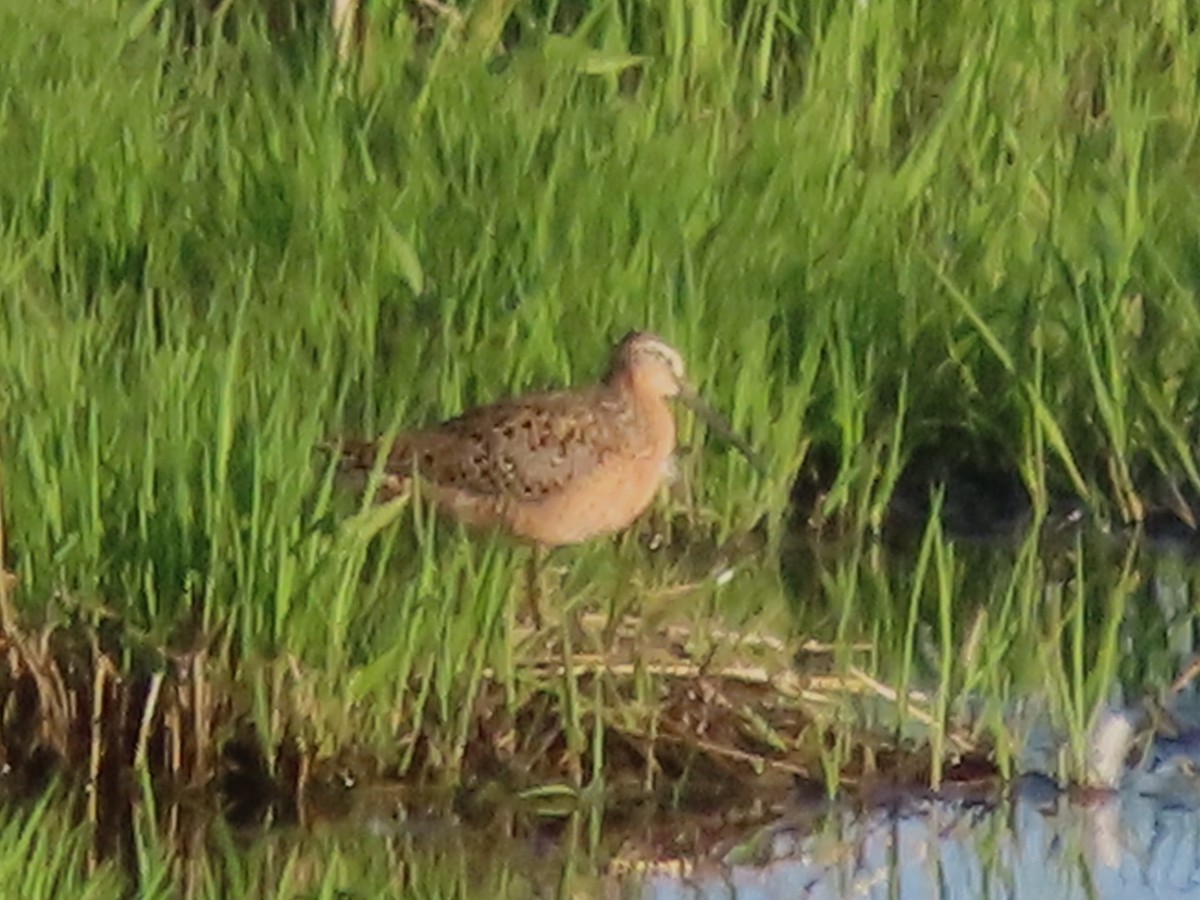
[525,544,546,631]
[602,530,646,651]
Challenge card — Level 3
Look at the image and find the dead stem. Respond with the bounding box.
[415,0,465,26]
[849,666,975,754]
[191,649,210,783]
[134,672,165,771]
[330,0,362,63]
[653,728,811,779]
[1171,656,1200,695]
[87,655,109,827]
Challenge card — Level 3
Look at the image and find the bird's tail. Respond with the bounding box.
[316,437,411,502]
[316,437,382,473]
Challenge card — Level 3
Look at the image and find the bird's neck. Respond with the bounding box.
[612,380,675,458]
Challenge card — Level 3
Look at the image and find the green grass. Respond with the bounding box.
[3,0,1200,851]
[0,786,123,898]
[0,778,573,899]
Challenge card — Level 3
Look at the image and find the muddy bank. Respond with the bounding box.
[0,592,986,808]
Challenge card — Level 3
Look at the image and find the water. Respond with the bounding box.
[10,512,1200,898]
[119,758,1200,898]
[627,785,1200,899]
[622,505,1200,899]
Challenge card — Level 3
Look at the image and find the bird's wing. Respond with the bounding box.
[377,389,637,500]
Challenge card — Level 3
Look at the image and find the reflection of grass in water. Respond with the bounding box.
[2,2,1200,888]
[784,510,1149,791]
[0,779,557,899]
[0,784,123,897]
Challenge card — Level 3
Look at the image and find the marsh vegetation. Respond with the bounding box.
[3,0,1200,894]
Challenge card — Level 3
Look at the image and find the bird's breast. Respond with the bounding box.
[504,398,677,546]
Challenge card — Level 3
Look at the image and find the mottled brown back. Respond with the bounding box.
[338,386,643,501]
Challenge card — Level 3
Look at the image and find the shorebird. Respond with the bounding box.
[331,331,762,620]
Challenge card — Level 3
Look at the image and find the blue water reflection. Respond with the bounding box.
[633,783,1200,899]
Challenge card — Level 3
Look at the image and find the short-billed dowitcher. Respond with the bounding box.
[332,331,761,550]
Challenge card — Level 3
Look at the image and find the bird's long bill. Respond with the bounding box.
[678,386,767,476]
